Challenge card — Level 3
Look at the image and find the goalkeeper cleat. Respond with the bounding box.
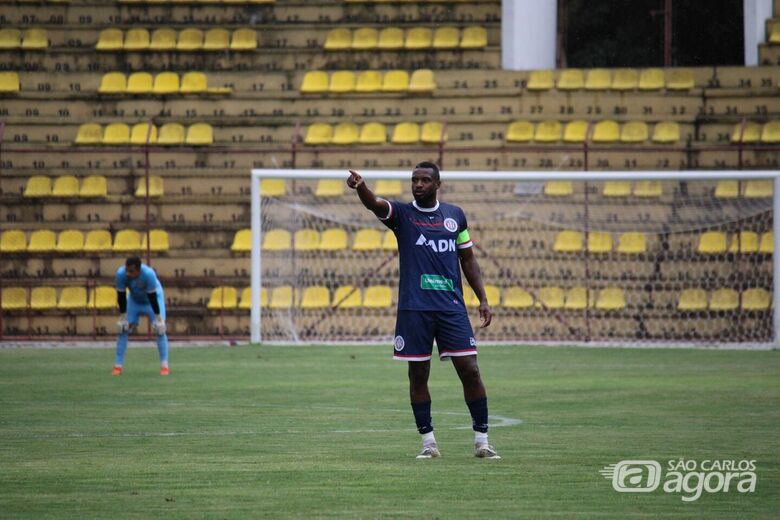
[475,443,501,459]
[112,365,123,376]
[160,366,170,376]
[416,444,441,459]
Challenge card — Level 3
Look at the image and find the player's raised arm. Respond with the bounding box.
[346,169,391,219]
[459,246,493,328]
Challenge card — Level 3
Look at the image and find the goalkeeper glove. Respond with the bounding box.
[152,315,167,336]
[117,314,130,334]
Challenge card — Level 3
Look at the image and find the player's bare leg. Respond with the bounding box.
[451,355,500,459]
[409,361,439,458]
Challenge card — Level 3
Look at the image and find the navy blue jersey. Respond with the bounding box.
[379,199,474,311]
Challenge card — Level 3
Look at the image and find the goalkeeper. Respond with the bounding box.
[112,256,170,376]
[347,162,499,460]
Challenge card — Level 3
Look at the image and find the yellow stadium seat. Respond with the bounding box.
[332,123,359,145]
[304,123,332,145]
[75,123,102,145]
[667,68,694,90]
[633,181,662,197]
[83,230,112,253]
[56,229,84,252]
[503,287,533,309]
[638,68,664,90]
[557,69,584,90]
[761,121,780,143]
[113,230,141,252]
[678,289,707,311]
[652,121,680,143]
[409,69,436,92]
[230,28,257,50]
[332,286,361,309]
[124,28,150,50]
[301,71,329,93]
[382,70,410,92]
[760,232,773,254]
[544,181,572,197]
[617,233,646,254]
[263,229,291,251]
[591,120,619,143]
[300,286,330,309]
[207,287,237,309]
[364,285,392,308]
[744,180,773,198]
[180,72,207,94]
[135,176,164,197]
[742,288,770,311]
[405,27,432,49]
[730,122,761,143]
[0,71,20,93]
[375,180,403,197]
[319,228,348,251]
[52,176,79,197]
[99,72,126,94]
[24,176,52,197]
[269,286,293,309]
[294,229,320,250]
[157,123,184,145]
[130,123,158,145]
[611,68,638,90]
[186,123,213,146]
[587,232,612,253]
[178,28,204,51]
[620,121,648,143]
[150,28,176,50]
[359,122,386,144]
[127,72,153,94]
[315,179,344,197]
[709,289,738,311]
[355,70,382,92]
[563,120,588,142]
[0,29,21,49]
[392,122,420,144]
[79,175,107,197]
[88,286,117,310]
[554,230,583,252]
[153,72,179,94]
[526,70,554,91]
[324,28,351,50]
[352,229,383,251]
[564,287,593,310]
[507,121,534,142]
[715,180,738,198]
[58,287,87,310]
[2,287,27,310]
[698,231,727,254]
[770,21,780,43]
[261,179,286,196]
[238,287,268,310]
[603,181,632,197]
[141,229,169,252]
[378,27,404,49]
[231,229,251,252]
[466,285,500,307]
[421,122,447,144]
[27,230,56,252]
[536,287,564,309]
[596,288,625,310]
[329,71,356,93]
[729,231,759,254]
[460,26,487,48]
[1,230,26,252]
[30,287,57,310]
[382,231,398,251]
[102,123,130,145]
[433,27,459,49]
[96,28,123,50]
[22,28,47,50]
[352,27,378,50]
[584,69,610,90]
[535,121,562,142]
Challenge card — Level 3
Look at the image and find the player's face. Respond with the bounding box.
[125,265,141,279]
[411,169,440,203]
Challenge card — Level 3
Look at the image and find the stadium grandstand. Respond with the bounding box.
[1,0,779,346]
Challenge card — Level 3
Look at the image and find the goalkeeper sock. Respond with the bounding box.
[466,396,489,433]
[411,400,433,435]
[115,332,129,366]
[156,333,169,364]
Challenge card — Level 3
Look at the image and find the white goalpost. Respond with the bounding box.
[250,169,780,349]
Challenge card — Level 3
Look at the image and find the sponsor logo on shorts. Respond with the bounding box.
[393,335,405,351]
[443,218,458,232]
[469,337,477,347]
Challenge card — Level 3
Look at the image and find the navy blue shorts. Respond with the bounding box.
[392,310,477,361]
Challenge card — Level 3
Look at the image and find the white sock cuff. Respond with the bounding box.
[475,431,488,445]
[421,431,436,446]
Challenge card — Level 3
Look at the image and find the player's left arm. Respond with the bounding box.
[459,245,492,328]
[145,270,166,335]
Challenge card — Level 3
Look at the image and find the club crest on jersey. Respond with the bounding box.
[443,218,458,233]
[416,233,456,252]
[393,335,405,351]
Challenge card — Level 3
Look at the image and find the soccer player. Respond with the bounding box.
[347,162,499,459]
[112,256,169,376]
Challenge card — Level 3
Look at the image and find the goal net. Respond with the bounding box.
[250,169,779,349]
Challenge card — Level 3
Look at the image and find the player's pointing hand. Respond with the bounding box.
[479,302,493,328]
[346,169,364,189]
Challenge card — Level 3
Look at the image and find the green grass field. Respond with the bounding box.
[0,344,778,519]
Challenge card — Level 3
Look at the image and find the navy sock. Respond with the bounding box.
[466,397,489,433]
[411,400,433,434]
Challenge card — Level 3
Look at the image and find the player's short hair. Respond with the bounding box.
[414,161,440,182]
[126,256,142,269]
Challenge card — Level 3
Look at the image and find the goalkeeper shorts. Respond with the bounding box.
[392,310,477,361]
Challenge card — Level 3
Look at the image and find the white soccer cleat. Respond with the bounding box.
[416,444,441,459]
[475,443,501,459]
